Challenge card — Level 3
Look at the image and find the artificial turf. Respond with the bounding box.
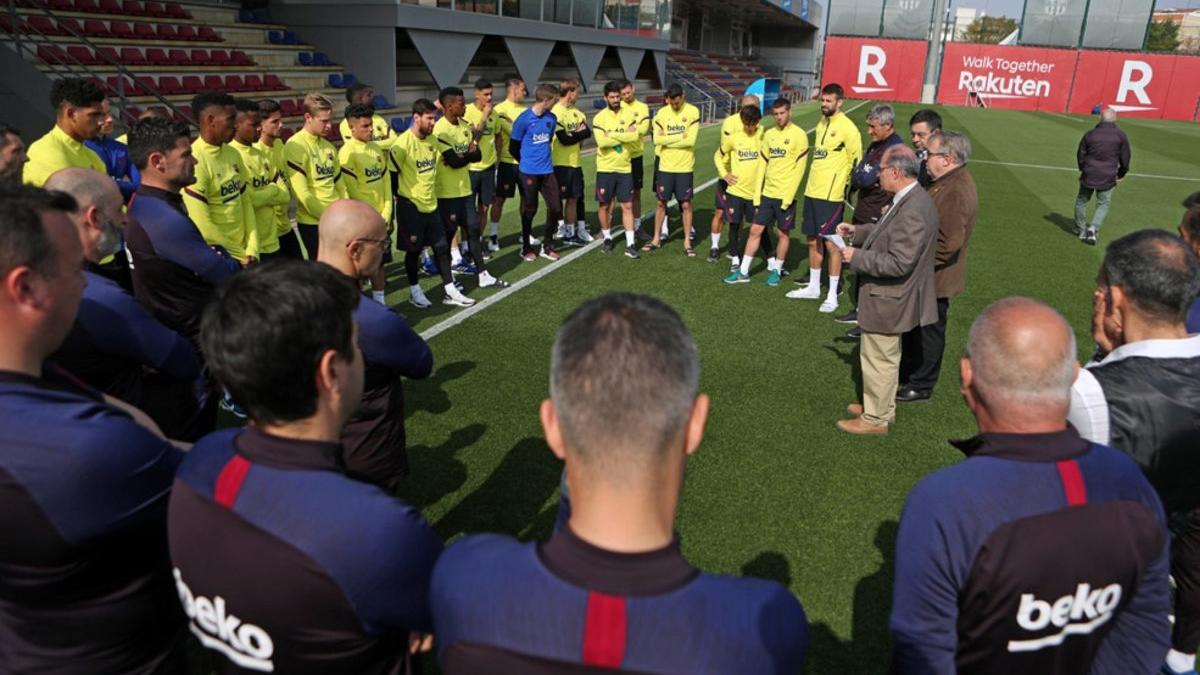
[382,101,1200,672]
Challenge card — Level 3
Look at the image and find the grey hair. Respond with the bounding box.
[866,104,895,127]
[881,145,920,179]
[928,130,972,166]
[964,297,1076,409]
[549,293,699,482]
[1100,107,1118,123]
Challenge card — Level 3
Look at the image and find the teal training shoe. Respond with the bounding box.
[766,270,781,287]
[724,272,750,284]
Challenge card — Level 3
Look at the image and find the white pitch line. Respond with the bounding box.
[1043,111,1087,124]
[419,99,872,341]
[970,158,1199,182]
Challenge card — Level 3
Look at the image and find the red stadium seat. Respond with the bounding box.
[133,22,156,39]
[263,74,285,91]
[279,99,299,117]
[120,47,147,65]
[168,48,190,65]
[98,0,122,13]
[230,50,253,66]
[122,0,147,15]
[145,47,170,64]
[203,75,223,91]
[28,16,60,36]
[108,20,133,38]
[197,26,220,41]
[208,49,229,66]
[37,45,67,64]
[134,75,156,96]
[0,14,27,33]
[67,45,99,65]
[188,49,209,64]
[82,19,110,37]
[107,75,142,96]
[124,105,142,120]
[57,18,84,36]
[174,24,197,40]
[156,76,182,94]
[143,1,166,17]
[75,0,101,13]
[242,75,263,91]
[181,75,203,93]
[165,3,190,19]
[155,23,176,40]
[96,46,120,64]
[224,75,246,92]
[48,0,73,10]
[174,104,192,123]
[279,127,294,142]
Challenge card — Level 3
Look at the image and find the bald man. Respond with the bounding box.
[45,169,205,440]
[318,200,433,489]
[891,297,1170,674]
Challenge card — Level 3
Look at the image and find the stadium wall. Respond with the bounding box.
[820,36,1200,120]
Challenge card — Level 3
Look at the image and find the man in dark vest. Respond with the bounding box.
[1067,229,1200,675]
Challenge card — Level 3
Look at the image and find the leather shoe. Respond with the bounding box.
[895,387,932,403]
[847,403,863,417]
[837,417,889,435]
[845,326,862,339]
[834,310,857,324]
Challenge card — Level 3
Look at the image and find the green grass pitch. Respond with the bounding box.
[381,102,1200,671]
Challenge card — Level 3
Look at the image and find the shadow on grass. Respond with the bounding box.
[396,422,483,510]
[434,436,561,540]
[406,360,476,416]
[805,520,898,673]
[1044,212,1079,237]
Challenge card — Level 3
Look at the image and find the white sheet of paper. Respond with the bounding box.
[823,234,847,250]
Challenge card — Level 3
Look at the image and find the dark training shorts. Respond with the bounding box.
[631,160,645,190]
[754,197,797,231]
[554,166,584,200]
[802,197,844,237]
[595,171,633,205]
[655,171,694,204]
[496,162,519,199]
[437,196,481,241]
[396,196,447,253]
[723,194,755,226]
[470,167,496,206]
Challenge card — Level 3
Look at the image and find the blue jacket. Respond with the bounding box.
[85,135,139,200]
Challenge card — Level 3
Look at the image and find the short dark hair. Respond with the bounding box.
[821,83,844,99]
[474,78,493,91]
[191,92,236,119]
[910,108,942,131]
[234,98,260,115]
[258,99,281,116]
[1100,229,1200,325]
[550,293,699,474]
[438,86,465,105]
[739,104,762,126]
[665,84,684,99]
[412,98,437,116]
[1183,191,1200,210]
[50,77,106,110]
[0,183,78,278]
[0,123,19,148]
[533,83,559,103]
[128,117,191,170]
[772,98,791,110]
[343,103,375,121]
[345,82,372,104]
[603,81,622,95]
[505,77,524,90]
[1182,206,1200,243]
[616,79,632,90]
[200,260,361,425]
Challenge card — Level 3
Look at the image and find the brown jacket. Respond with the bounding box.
[927,165,978,299]
[850,184,939,334]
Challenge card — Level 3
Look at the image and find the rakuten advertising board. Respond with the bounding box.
[936,43,1077,111]
[821,37,927,103]
[1068,51,1200,120]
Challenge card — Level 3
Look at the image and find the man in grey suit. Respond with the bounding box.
[836,146,939,434]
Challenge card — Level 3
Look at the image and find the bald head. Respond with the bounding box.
[1100,107,1117,123]
[964,297,1077,418]
[317,199,387,281]
[43,168,125,262]
[44,167,120,213]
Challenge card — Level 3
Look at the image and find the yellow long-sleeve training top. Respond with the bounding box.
[760,122,810,209]
[621,98,651,160]
[805,111,862,202]
[652,103,701,174]
[338,137,393,223]
[182,137,257,262]
[494,99,527,166]
[284,129,346,225]
[715,126,765,203]
[432,116,475,200]
[391,129,439,214]
[231,139,290,255]
[253,138,291,237]
[463,103,500,172]
[551,103,588,170]
[592,107,641,175]
[23,125,105,187]
[338,114,396,149]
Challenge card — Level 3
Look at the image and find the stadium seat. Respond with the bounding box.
[175,24,198,40]
[57,18,84,36]
[181,75,203,93]
[198,26,220,41]
[47,0,73,10]
[225,75,246,92]
[145,47,171,65]
[173,104,192,123]
[341,73,357,87]
[83,19,110,37]
[327,74,343,88]
[144,1,167,17]
[312,52,331,66]
[208,49,229,66]
[67,45,99,65]
[263,74,286,91]
[97,46,120,63]
[0,15,26,33]
[124,105,142,120]
[156,23,176,40]
[391,117,407,133]
[165,3,191,19]
[279,127,294,141]
[323,125,339,142]
[120,47,147,66]
[243,74,263,91]
[108,20,133,39]
[75,0,101,12]
[98,0,122,13]
[279,99,299,117]
[283,30,298,44]
[168,48,190,65]
[230,50,252,65]
[157,75,182,94]
[133,22,156,39]
[268,30,283,44]
[130,76,153,96]
[203,75,223,91]
[372,94,391,109]
[298,52,313,66]
[122,0,147,15]
[28,16,60,36]
[189,49,209,64]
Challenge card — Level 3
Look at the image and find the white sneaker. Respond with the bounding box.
[819,296,839,313]
[487,235,500,252]
[529,235,541,247]
[409,286,432,309]
[478,271,510,289]
[577,228,594,243]
[555,223,567,239]
[786,284,822,300]
[443,284,476,307]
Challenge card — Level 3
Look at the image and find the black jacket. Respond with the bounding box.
[1077,122,1130,191]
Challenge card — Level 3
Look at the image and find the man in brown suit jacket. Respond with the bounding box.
[898,130,978,402]
[836,146,938,434]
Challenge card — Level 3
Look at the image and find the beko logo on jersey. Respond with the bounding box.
[364,165,386,179]
[315,163,337,178]
[531,132,551,145]
[665,123,688,135]
[768,147,789,159]
[416,157,436,173]
[1007,582,1122,653]
[219,179,244,197]
[736,149,760,161]
[174,569,275,672]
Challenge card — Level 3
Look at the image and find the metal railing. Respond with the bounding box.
[4,0,195,127]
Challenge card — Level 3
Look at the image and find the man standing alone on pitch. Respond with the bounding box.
[510,83,562,262]
[789,84,861,313]
[1075,107,1130,246]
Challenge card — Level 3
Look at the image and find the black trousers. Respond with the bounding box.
[900,297,950,392]
[1173,509,1200,653]
[519,172,561,253]
[276,229,304,260]
[297,223,319,260]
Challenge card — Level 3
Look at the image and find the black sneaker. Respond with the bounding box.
[779,267,790,278]
[635,228,652,242]
[602,238,616,254]
[706,248,720,263]
[834,310,858,325]
[625,245,641,259]
[845,326,862,339]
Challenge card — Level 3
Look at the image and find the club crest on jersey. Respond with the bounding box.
[174,570,274,672]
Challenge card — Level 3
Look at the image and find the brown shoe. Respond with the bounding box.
[847,403,863,417]
[837,417,889,435]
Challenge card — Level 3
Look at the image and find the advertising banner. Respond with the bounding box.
[936,42,1078,111]
[821,37,928,103]
[1068,50,1200,121]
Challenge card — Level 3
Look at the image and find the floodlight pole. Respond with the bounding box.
[921,0,951,103]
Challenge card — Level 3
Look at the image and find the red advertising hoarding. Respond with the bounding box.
[1068,51,1200,121]
[821,37,928,103]
[936,43,1078,112]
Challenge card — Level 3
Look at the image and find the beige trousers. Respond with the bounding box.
[861,331,901,426]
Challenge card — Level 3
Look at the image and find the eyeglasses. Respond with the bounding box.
[351,235,391,250]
